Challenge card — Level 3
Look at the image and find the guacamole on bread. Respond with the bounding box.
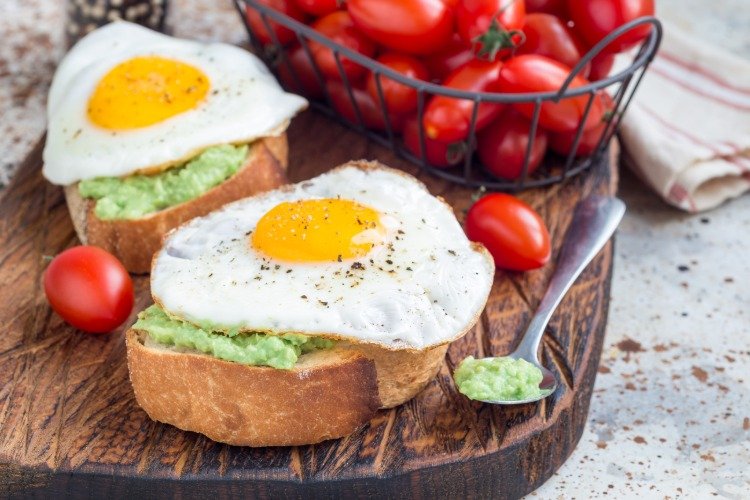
[79,144,249,220]
[133,305,334,370]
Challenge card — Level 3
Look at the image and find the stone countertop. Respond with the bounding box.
[1,1,748,497]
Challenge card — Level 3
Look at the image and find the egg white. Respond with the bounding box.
[43,22,307,185]
[151,164,495,350]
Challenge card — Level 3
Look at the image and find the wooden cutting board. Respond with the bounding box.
[0,110,617,499]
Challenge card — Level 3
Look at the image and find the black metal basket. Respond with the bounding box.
[235,0,662,191]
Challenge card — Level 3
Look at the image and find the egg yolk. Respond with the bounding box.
[87,56,210,130]
[252,199,385,262]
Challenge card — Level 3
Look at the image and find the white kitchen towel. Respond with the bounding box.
[619,21,750,212]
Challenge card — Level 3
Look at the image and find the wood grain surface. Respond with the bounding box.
[0,110,617,499]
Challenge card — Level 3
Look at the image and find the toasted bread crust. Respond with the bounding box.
[349,343,449,408]
[64,134,289,274]
[126,329,381,447]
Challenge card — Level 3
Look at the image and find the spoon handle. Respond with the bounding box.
[512,196,626,362]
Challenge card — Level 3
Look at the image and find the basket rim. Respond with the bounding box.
[237,0,662,103]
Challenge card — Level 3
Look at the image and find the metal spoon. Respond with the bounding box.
[479,195,626,405]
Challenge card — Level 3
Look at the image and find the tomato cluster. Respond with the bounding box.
[248,0,652,180]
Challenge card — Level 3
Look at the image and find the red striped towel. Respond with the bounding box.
[619,22,750,212]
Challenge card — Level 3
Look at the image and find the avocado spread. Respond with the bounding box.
[453,356,543,402]
[133,305,334,370]
[78,144,249,220]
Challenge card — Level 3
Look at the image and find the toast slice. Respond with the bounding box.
[126,329,381,447]
[64,134,289,273]
[125,327,449,446]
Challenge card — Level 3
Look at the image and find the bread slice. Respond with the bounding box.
[126,329,381,447]
[64,134,289,274]
[125,327,450,446]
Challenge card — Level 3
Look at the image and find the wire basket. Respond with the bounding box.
[234,0,662,191]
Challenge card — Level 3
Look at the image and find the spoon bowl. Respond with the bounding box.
[475,357,558,405]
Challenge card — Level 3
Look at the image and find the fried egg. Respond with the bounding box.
[151,164,495,350]
[43,22,307,185]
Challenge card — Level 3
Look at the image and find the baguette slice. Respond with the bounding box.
[64,134,288,274]
[126,329,381,447]
[125,327,450,446]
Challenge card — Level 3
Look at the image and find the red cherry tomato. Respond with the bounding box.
[588,52,615,81]
[465,194,551,271]
[548,92,616,156]
[293,0,338,16]
[327,81,405,132]
[277,44,325,99]
[44,246,134,333]
[403,116,463,168]
[478,109,548,180]
[365,53,430,115]
[245,0,307,46]
[422,35,474,82]
[518,13,590,78]
[567,0,654,54]
[456,0,525,60]
[525,0,567,17]
[498,54,603,133]
[347,0,454,56]
[310,12,375,82]
[423,59,505,143]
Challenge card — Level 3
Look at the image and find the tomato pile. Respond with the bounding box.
[247,0,653,179]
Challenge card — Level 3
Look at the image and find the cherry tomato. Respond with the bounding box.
[348,0,454,56]
[588,52,615,81]
[293,0,338,16]
[548,92,616,156]
[44,246,134,333]
[327,81,405,132]
[423,59,505,143]
[478,109,548,180]
[456,0,525,61]
[525,0,567,17]
[310,12,375,82]
[465,194,551,271]
[365,53,429,115]
[277,44,325,99]
[518,13,590,78]
[245,0,307,46]
[567,0,654,54]
[422,35,474,82]
[403,116,463,168]
[498,55,604,132]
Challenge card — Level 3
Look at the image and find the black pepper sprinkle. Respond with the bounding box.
[319,300,328,306]
[386,259,393,265]
[397,229,405,235]
[448,250,456,256]
[337,255,342,262]
[406,267,412,271]
[351,262,364,270]
[301,295,307,299]
[286,269,292,273]
[275,264,280,270]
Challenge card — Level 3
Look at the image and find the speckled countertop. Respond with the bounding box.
[1,1,748,498]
